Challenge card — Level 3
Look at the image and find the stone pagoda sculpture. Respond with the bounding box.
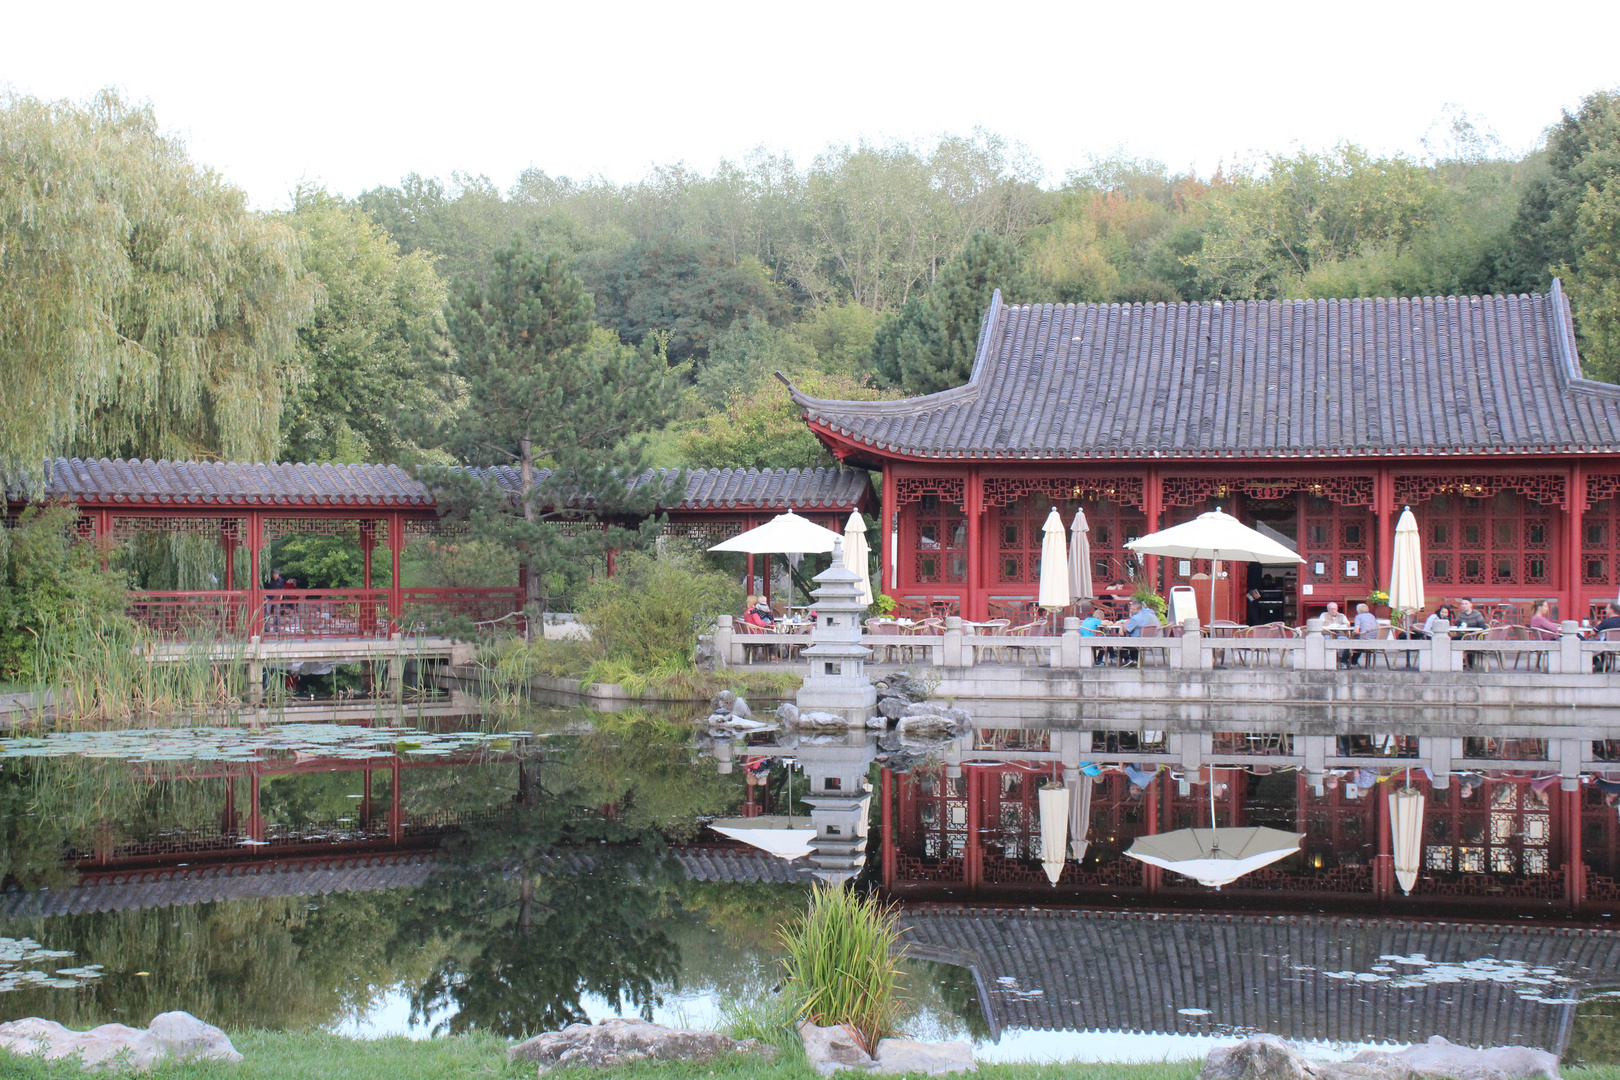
[795,538,878,727]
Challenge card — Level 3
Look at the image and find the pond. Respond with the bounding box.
[3,704,1620,1064]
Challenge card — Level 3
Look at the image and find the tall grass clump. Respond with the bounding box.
[780,884,905,1053]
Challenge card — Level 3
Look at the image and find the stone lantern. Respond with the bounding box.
[796,538,877,726]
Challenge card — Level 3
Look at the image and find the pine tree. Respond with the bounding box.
[431,247,679,621]
[889,233,1027,396]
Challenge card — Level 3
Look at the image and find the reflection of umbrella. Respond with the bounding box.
[1389,506,1425,618]
[710,815,816,860]
[1037,508,1071,611]
[1068,773,1094,862]
[1127,508,1304,626]
[1069,508,1093,602]
[1126,826,1304,888]
[1038,784,1069,885]
[842,511,873,607]
[1389,786,1425,895]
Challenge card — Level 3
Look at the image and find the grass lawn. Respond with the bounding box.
[4,1032,1620,1080]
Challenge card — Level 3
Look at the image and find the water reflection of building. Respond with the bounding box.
[876,722,1620,916]
[900,908,1620,1053]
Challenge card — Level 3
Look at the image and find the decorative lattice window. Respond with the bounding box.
[987,495,1144,588]
[1300,495,1374,586]
[1424,780,1551,877]
[1421,492,1551,589]
[905,492,967,586]
[1583,499,1620,587]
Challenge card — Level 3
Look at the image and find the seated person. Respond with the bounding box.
[1419,604,1452,637]
[1119,599,1160,666]
[1454,598,1488,668]
[1529,599,1561,641]
[1077,601,1108,664]
[1593,602,1620,671]
[1321,601,1352,665]
[1349,602,1378,667]
[742,595,772,629]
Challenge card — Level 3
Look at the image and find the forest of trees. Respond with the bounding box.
[5,89,1620,480]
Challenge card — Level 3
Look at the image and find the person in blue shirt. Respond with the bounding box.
[1077,601,1107,665]
[1350,602,1379,667]
[1120,599,1160,666]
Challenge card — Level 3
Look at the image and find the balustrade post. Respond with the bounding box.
[714,615,735,668]
[1179,619,1200,669]
[1428,625,1453,673]
[1060,617,1081,668]
[963,765,982,892]
[1303,618,1326,670]
[943,616,966,668]
[1560,621,1581,675]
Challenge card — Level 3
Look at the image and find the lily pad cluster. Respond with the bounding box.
[0,937,101,993]
[0,724,534,764]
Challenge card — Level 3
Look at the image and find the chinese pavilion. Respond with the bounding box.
[788,281,1620,624]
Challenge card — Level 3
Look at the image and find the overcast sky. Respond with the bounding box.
[6,0,1619,209]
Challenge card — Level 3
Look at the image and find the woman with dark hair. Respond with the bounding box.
[1529,599,1560,641]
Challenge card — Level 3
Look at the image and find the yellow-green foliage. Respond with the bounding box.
[578,547,736,669]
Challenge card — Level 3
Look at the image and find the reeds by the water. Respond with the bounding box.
[780,884,906,1054]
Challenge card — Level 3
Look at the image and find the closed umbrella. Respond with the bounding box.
[842,511,874,607]
[1388,506,1425,619]
[1038,783,1069,885]
[1068,773,1094,863]
[1069,508,1093,602]
[1389,785,1425,895]
[1127,508,1303,626]
[1037,508,1071,612]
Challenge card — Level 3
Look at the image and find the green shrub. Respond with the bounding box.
[0,505,130,682]
[578,546,737,669]
[780,884,905,1054]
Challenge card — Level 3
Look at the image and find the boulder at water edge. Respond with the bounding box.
[874,1037,976,1075]
[0,1011,241,1070]
[799,1021,874,1077]
[508,1018,773,1075]
[1199,1035,1560,1080]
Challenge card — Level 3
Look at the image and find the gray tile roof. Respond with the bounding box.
[900,907,1616,1049]
[789,281,1620,460]
[27,460,868,513]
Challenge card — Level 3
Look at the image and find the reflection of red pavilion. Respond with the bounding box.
[878,753,1609,915]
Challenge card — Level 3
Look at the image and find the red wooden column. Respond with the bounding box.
[1374,467,1395,598]
[388,511,404,633]
[1374,779,1393,901]
[246,510,265,638]
[247,767,264,843]
[966,467,985,621]
[964,767,983,891]
[1568,461,1587,622]
[1145,772,1165,895]
[1567,784,1587,913]
[389,756,403,844]
[880,768,896,891]
[1144,468,1162,602]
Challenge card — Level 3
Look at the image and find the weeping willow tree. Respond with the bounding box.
[0,90,315,477]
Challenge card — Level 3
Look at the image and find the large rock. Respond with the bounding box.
[509,1018,771,1075]
[0,1011,241,1070]
[877,697,907,720]
[776,702,800,727]
[711,690,737,715]
[796,711,852,731]
[729,695,753,720]
[874,1038,975,1075]
[799,1021,874,1076]
[1199,1035,1560,1080]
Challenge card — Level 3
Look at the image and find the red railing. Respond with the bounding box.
[400,587,525,635]
[261,589,392,640]
[128,591,252,641]
[128,586,524,641]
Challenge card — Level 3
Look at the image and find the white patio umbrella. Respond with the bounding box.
[1389,784,1425,895]
[709,815,816,860]
[1125,769,1302,888]
[1038,783,1070,885]
[1388,506,1426,619]
[1037,508,1071,612]
[1126,508,1304,625]
[710,512,842,610]
[842,511,874,607]
[1068,773,1094,862]
[1069,508,1094,602]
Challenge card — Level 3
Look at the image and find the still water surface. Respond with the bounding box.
[1,705,1617,1064]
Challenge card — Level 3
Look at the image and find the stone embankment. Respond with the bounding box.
[0,1011,241,1069]
[1201,1035,1559,1080]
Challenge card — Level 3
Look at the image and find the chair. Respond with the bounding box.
[1239,622,1286,667]
[864,618,904,663]
[904,617,944,664]
[1597,628,1620,673]
[734,620,771,665]
[997,621,1045,665]
[1506,625,1544,672]
[1370,624,1409,669]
